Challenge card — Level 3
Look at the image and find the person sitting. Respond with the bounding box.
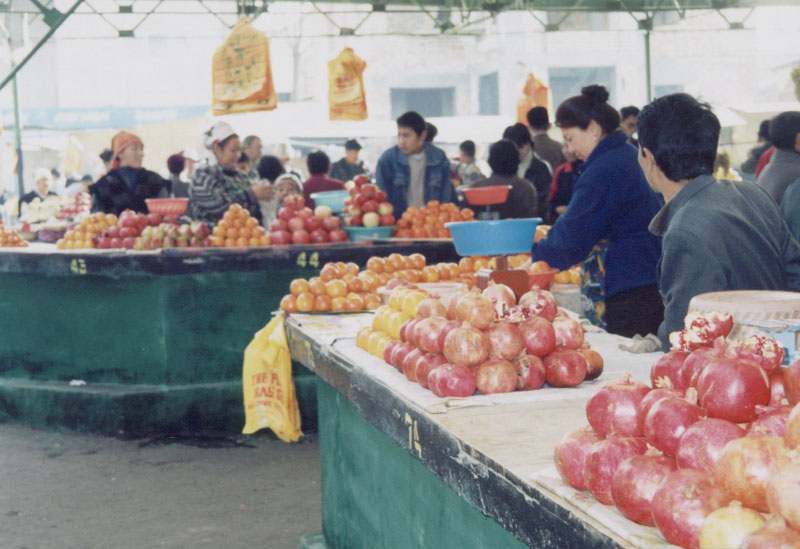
[526,106,566,170]
[375,111,453,217]
[532,85,663,338]
[454,140,489,188]
[757,111,800,203]
[257,155,285,183]
[302,151,345,209]
[466,140,537,220]
[189,122,274,224]
[637,93,800,350]
[21,168,59,205]
[503,123,551,220]
[167,154,189,198]
[713,150,741,181]
[547,143,581,224]
[89,131,167,215]
[330,139,367,183]
[740,119,772,179]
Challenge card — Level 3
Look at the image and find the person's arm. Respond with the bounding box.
[375,154,392,196]
[438,157,454,204]
[190,169,257,222]
[531,168,619,270]
[657,228,727,350]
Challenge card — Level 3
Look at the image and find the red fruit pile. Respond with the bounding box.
[270,194,348,245]
[342,177,395,228]
[554,311,800,549]
[365,281,602,398]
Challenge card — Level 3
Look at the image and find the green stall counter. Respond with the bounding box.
[0,240,460,436]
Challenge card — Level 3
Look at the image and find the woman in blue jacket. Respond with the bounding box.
[531,85,663,337]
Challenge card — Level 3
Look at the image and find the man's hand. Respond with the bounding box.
[252,183,276,201]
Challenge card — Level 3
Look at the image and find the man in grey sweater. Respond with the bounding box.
[637,94,800,350]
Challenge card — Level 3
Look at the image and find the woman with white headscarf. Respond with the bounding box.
[189,121,275,224]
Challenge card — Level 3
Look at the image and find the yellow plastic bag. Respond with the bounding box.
[242,314,303,442]
[328,47,368,121]
[212,17,278,116]
[516,73,551,125]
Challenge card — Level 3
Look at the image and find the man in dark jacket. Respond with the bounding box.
[465,139,537,220]
[740,119,772,179]
[526,107,565,170]
[638,93,800,350]
[503,123,551,220]
[330,139,367,183]
[90,131,167,215]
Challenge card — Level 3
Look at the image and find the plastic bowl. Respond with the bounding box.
[146,198,189,215]
[462,185,511,206]
[445,218,541,256]
[343,225,395,242]
[527,268,558,290]
[310,190,350,213]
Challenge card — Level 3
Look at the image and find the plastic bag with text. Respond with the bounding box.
[328,47,368,121]
[242,314,303,442]
[212,17,277,116]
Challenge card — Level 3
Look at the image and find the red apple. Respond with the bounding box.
[362,212,380,227]
[98,236,111,249]
[375,190,387,203]
[354,175,369,186]
[354,194,367,207]
[321,217,341,231]
[269,230,291,245]
[379,214,396,226]
[297,207,313,220]
[378,202,393,216]
[304,216,323,232]
[109,237,123,248]
[362,199,379,213]
[119,226,138,239]
[194,223,210,238]
[278,207,293,222]
[314,205,332,218]
[292,230,310,245]
[348,188,359,197]
[147,213,162,226]
[270,219,288,232]
[108,225,121,239]
[329,229,348,242]
[310,229,329,243]
[361,184,377,198]
[121,216,138,228]
[283,195,305,210]
[287,217,306,233]
[346,215,363,227]
[163,214,179,224]
[122,236,136,249]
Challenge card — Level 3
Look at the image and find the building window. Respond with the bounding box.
[654,84,684,98]
[479,72,499,115]
[547,67,616,113]
[390,87,455,118]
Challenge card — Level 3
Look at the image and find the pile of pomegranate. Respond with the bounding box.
[381,283,604,397]
[554,311,800,549]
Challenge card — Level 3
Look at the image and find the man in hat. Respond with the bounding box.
[330,139,367,183]
[21,168,59,205]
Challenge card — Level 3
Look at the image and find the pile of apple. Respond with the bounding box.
[56,192,91,221]
[358,282,604,398]
[269,195,348,245]
[94,209,211,249]
[343,178,395,228]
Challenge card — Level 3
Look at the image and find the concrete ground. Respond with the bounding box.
[0,423,321,549]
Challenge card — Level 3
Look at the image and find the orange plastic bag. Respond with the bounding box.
[242,314,303,442]
[516,73,551,125]
[328,47,368,121]
[212,17,277,116]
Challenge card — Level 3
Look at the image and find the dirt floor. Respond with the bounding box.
[0,423,321,549]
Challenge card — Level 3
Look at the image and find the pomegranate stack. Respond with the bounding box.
[375,282,604,398]
[553,310,800,549]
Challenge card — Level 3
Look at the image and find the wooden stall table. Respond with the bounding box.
[0,240,459,436]
[285,312,672,549]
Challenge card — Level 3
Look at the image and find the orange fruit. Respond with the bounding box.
[356,327,372,350]
[386,253,403,272]
[347,277,365,293]
[308,277,327,296]
[213,225,225,237]
[345,262,360,275]
[366,257,385,274]
[529,260,551,274]
[224,238,236,247]
[421,265,440,283]
[226,227,238,239]
[290,279,310,296]
[345,293,365,311]
[280,294,298,312]
[245,217,258,229]
[554,271,572,284]
[314,294,332,312]
[236,237,248,247]
[334,262,349,277]
[325,279,348,298]
[229,203,242,212]
[259,235,271,246]
[320,264,340,282]
[458,257,474,273]
[296,292,315,312]
[409,253,426,269]
[363,294,381,310]
[331,296,347,312]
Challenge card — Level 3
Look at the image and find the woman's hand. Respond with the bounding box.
[252,183,276,201]
[556,205,567,215]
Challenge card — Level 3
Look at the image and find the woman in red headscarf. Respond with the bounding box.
[89,130,168,215]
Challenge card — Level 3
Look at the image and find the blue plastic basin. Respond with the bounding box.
[310,190,350,213]
[445,218,541,256]
[343,225,395,242]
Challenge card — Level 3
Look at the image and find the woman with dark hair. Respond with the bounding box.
[257,155,286,183]
[464,139,537,220]
[189,122,275,224]
[90,131,167,215]
[531,85,663,338]
[758,111,800,203]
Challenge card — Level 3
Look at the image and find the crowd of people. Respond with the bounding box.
[7,86,800,350]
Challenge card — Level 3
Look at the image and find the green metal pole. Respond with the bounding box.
[644,28,652,103]
[11,72,24,197]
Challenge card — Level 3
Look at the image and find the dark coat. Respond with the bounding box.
[90,169,167,215]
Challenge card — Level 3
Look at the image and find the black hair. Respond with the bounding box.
[99,149,113,163]
[637,93,720,181]
[258,155,285,181]
[502,123,533,148]
[425,123,438,142]
[487,140,520,176]
[396,111,426,136]
[758,119,771,141]
[555,85,621,135]
[307,150,331,175]
[242,135,260,148]
[526,107,550,130]
[80,174,94,182]
[460,140,476,158]
[238,152,250,164]
[51,168,60,178]
[620,106,640,120]
[769,112,800,151]
[166,153,185,175]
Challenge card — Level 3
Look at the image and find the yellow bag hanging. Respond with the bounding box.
[516,73,551,126]
[328,47,368,121]
[212,17,278,116]
[242,314,303,442]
